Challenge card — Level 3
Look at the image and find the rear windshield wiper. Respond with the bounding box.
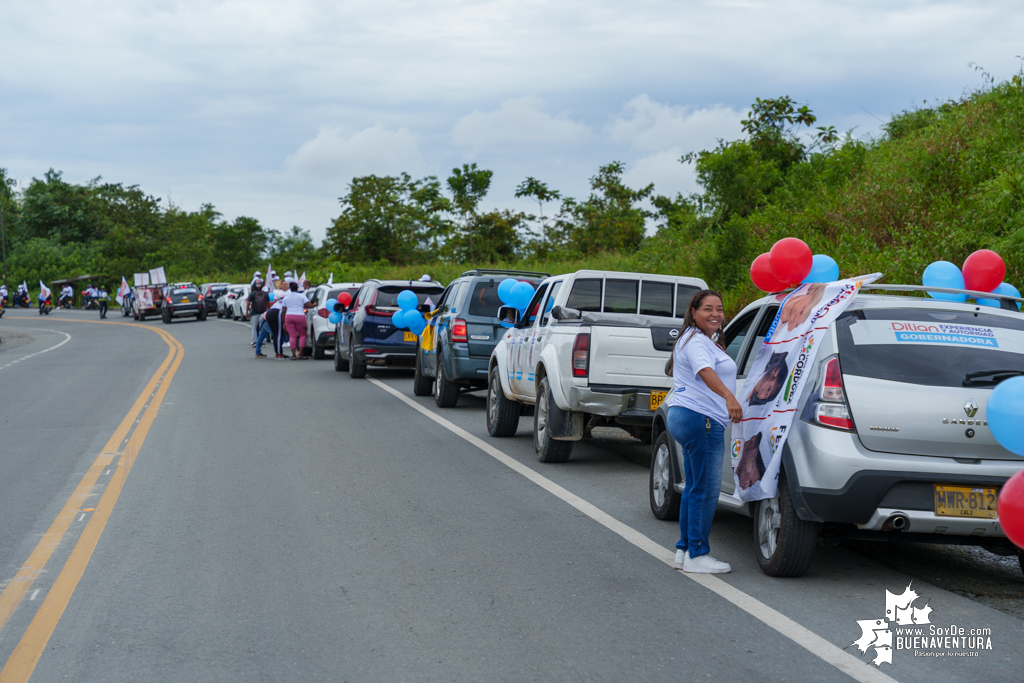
[962,369,1024,386]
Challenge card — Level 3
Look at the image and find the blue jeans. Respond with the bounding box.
[255,320,272,355]
[667,406,724,559]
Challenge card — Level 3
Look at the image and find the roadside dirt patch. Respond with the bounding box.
[0,329,35,355]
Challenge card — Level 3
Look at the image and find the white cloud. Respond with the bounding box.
[607,95,744,154]
[622,148,696,199]
[452,96,591,149]
[285,125,422,179]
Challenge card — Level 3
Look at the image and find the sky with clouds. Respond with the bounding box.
[2,0,1022,244]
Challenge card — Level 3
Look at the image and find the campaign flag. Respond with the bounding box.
[116,276,130,305]
[264,262,273,291]
[149,266,167,285]
[39,280,51,299]
[327,273,333,286]
[134,272,150,286]
[732,273,881,502]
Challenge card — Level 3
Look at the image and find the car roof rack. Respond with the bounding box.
[459,268,551,278]
[860,283,1024,309]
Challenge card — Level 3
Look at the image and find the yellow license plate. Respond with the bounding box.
[650,390,668,411]
[934,484,998,519]
[182,298,189,303]
[404,331,418,342]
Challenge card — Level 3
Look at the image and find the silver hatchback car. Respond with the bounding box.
[649,285,1024,577]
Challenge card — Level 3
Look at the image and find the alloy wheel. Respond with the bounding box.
[651,442,672,509]
[757,493,782,559]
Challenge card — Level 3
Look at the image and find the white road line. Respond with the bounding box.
[0,329,72,371]
[77,514,85,522]
[368,377,898,683]
[29,590,39,601]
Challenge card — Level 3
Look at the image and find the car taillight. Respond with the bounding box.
[199,294,204,301]
[572,333,590,378]
[166,297,172,304]
[452,319,468,342]
[365,305,391,318]
[317,308,329,319]
[812,356,855,431]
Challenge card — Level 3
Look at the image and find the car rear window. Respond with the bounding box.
[604,279,638,313]
[467,279,544,317]
[327,287,359,305]
[837,308,1024,388]
[640,281,673,316]
[675,285,701,317]
[210,285,227,296]
[375,285,444,308]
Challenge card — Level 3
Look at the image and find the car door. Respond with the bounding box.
[510,283,550,398]
[341,286,368,358]
[719,303,780,495]
[424,283,456,375]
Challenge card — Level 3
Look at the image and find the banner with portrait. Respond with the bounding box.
[732,273,881,502]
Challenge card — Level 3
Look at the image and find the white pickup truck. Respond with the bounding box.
[486,269,708,462]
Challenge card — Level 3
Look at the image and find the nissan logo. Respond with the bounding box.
[669,329,679,338]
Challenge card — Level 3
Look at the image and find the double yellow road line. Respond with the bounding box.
[0,320,184,683]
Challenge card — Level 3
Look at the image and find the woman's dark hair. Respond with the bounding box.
[747,352,789,406]
[289,281,298,292]
[666,289,726,376]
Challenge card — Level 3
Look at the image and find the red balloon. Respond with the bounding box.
[338,292,352,306]
[962,249,1005,293]
[998,469,1024,550]
[769,237,813,284]
[751,253,788,292]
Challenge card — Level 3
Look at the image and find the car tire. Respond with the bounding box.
[162,311,170,324]
[198,310,207,321]
[650,430,682,520]
[348,338,366,378]
[334,338,349,372]
[486,366,519,437]
[534,376,573,463]
[312,343,325,360]
[216,309,222,318]
[433,360,459,408]
[138,312,145,321]
[753,472,820,578]
[412,350,432,396]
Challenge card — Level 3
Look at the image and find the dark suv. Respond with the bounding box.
[200,282,230,314]
[334,279,446,378]
[162,282,207,323]
[412,269,549,407]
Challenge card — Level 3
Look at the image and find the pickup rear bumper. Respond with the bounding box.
[567,384,665,423]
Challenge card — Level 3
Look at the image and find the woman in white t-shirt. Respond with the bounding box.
[665,290,743,574]
[280,281,312,359]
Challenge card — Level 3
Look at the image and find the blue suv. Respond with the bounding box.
[413,269,549,407]
[334,278,446,378]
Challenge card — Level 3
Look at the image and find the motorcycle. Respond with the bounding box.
[82,296,98,310]
[13,292,30,308]
[58,295,73,310]
[38,297,52,315]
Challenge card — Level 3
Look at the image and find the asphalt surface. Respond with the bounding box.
[0,309,1021,682]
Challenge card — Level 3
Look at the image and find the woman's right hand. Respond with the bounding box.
[726,395,744,424]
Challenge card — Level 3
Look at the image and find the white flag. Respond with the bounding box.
[116,276,130,305]
[39,280,51,299]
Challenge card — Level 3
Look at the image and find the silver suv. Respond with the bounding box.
[649,285,1024,577]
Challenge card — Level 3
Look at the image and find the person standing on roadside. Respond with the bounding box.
[665,289,741,574]
[281,281,312,360]
[97,285,110,318]
[264,280,287,359]
[246,279,268,348]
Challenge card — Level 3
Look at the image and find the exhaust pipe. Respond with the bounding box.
[882,513,909,531]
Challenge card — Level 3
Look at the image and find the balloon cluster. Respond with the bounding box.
[392,290,427,335]
[328,292,352,325]
[750,238,839,292]
[922,250,1020,308]
[497,278,536,327]
[985,377,1024,549]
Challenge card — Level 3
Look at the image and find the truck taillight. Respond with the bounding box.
[813,356,855,431]
[452,319,468,342]
[572,333,590,378]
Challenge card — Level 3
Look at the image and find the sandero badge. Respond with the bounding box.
[942,398,987,426]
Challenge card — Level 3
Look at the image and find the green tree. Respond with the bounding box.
[269,226,318,267]
[562,162,653,256]
[213,216,271,272]
[20,170,105,244]
[445,163,493,262]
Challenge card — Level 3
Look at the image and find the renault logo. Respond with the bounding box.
[964,399,978,418]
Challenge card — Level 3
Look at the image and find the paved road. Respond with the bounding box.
[0,310,1021,682]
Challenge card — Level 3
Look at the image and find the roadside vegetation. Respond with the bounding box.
[3,69,1023,314]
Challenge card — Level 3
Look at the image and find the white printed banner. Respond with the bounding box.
[732,273,881,502]
[149,266,167,285]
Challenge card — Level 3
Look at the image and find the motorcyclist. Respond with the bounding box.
[0,284,7,307]
[83,283,98,309]
[59,284,73,309]
[37,287,52,314]
[14,283,29,308]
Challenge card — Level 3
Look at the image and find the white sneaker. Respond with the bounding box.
[672,549,688,569]
[682,553,731,574]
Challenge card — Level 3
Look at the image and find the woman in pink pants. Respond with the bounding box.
[280,281,312,360]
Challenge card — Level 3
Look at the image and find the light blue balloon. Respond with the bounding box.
[405,310,426,335]
[497,279,517,305]
[397,289,418,311]
[802,254,840,284]
[510,281,535,310]
[328,311,342,325]
[977,282,1021,310]
[922,261,967,302]
[987,376,1024,456]
[268,291,274,302]
[392,309,408,329]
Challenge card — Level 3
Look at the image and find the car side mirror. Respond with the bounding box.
[497,305,521,326]
[550,305,580,321]
[416,303,431,313]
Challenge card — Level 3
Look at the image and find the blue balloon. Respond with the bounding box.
[802,254,840,284]
[268,291,274,302]
[497,278,517,305]
[510,281,535,310]
[977,282,1021,309]
[328,311,342,325]
[922,261,967,302]
[405,310,426,335]
[987,376,1024,456]
[392,309,408,329]
[397,290,418,311]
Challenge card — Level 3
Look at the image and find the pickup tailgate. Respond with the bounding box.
[588,325,674,388]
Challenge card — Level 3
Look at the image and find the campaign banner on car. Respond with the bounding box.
[732,273,881,502]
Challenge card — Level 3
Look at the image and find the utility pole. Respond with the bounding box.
[0,202,7,290]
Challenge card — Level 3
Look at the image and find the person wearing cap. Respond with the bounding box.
[247,279,268,348]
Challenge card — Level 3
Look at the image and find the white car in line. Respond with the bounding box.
[229,285,252,320]
[305,282,362,359]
